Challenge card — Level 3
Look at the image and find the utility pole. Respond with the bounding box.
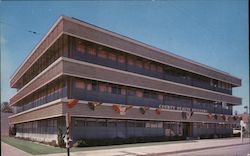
[240,120,244,143]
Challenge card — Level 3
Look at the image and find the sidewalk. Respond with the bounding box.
[39,138,250,156]
[1,142,33,156]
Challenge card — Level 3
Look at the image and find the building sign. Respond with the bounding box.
[159,105,208,113]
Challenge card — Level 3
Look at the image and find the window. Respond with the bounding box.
[151,92,158,99]
[74,118,85,127]
[92,81,98,91]
[85,118,98,127]
[127,121,135,127]
[225,83,229,90]
[48,119,54,127]
[135,59,143,68]
[144,62,150,70]
[213,80,218,87]
[97,50,107,58]
[76,41,85,53]
[143,91,151,98]
[222,82,226,89]
[117,120,126,127]
[121,88,126,95]
[75,80,85,89]
[128,57,135,66]
[111,85,121,94]
[222,102,228,109]
[107,119,116,127]
[97,119,107,127]
[127,88,136,96]
[193,123,197,128]
[218,81,222,88]
[143,91,157,99]
[150,63,156,71]
[99,83,107,92]
[158,94,164,100]
[53,119,57,127]
[136,89,143,97]
[135,121,145,127]
[86,82,92,91]
[158,122,163,128]
[117,55,125,63]
[107,86,112,93]
[157,66,163,73]
[150,122,158,128]
[87,47,96,55]
[108,52,116,61]
[229,84,232,91]
[210,79,213,86]
[145,122,151,128]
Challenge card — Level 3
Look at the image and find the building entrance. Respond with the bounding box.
[183,122,193,138]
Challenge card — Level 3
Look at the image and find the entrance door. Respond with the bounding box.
[183,122,193,138]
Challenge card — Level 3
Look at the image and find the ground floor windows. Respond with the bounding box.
[15,117,234,142]
[16,118,58,134]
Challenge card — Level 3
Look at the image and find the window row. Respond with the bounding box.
[18,35,68,89]
[73,118,162,128]
[193,123,233,129]
[73,78,232,112]
[16,118,58,134]
[15,78,67,113]
[73,37,233,94]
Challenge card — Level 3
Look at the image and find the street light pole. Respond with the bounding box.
[240,120,244,143]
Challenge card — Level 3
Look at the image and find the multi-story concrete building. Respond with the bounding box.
[9,16,242,143]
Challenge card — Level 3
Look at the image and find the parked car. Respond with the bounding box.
[233,128,241,136]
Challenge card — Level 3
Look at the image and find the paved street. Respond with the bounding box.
[2,138,250,156]
[39,138,250,156]
[169,143,250,156]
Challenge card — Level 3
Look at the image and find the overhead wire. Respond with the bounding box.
[0,20,42,35]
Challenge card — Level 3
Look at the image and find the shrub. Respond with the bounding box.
[8,126,16,136]
[57,128,66,148]
[49,140,58,147]
[73,139,88,147]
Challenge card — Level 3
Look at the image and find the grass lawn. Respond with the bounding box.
[1,136,196,155]
[1,136,65,155]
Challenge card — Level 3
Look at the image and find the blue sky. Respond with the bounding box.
[0,1,248,113]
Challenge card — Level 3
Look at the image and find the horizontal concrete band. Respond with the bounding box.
[9,101,239,125]
[10,57,241,106]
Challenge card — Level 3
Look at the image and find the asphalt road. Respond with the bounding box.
[169,143,250,156]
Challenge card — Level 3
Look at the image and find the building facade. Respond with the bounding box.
[9,16,242,143]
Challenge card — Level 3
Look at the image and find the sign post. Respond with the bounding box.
[65,99,78,156]
[66,113,71,156]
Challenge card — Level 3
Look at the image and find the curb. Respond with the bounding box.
[142,142,250,156]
